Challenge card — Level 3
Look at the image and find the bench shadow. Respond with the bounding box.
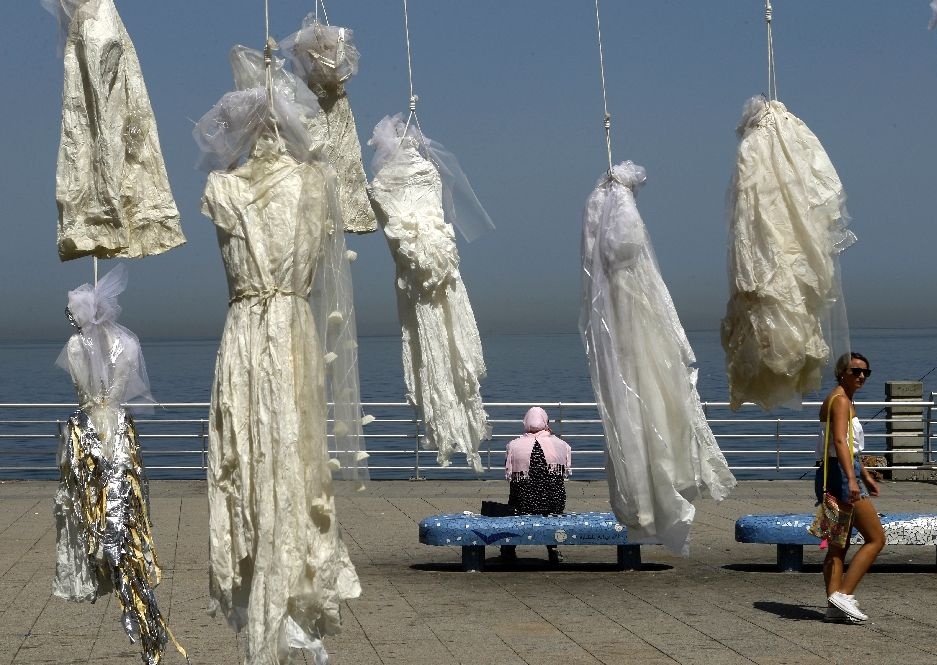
[753,601,825,621]
[411,559,673,573]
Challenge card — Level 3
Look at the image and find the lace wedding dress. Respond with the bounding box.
[202,138,363,665]
[369,118,489,472]
[580,162,736,555]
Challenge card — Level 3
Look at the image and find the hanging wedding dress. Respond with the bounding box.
[198,76,366,661]
[53,264,182,664]
[580,162,736,555]
[368,115,490,472]
[282,17,377,233]
[44,0,185,261]
[722,97,855,411]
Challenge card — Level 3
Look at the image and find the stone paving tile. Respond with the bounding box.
[3,480,937,664]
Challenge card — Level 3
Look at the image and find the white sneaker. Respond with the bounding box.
[828,592,868,621]
[823,604,861,624]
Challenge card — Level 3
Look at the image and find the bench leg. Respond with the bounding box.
[617,544,641,570]
[462,545,485,572]
[776,544,804,572]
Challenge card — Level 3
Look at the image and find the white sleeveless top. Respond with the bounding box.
[815,416,865,460]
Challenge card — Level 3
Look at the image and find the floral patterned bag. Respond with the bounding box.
[807,395,854,548]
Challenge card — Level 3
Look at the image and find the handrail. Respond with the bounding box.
[0,400,934,480]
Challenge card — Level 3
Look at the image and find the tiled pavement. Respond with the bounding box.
[2,479,937,665]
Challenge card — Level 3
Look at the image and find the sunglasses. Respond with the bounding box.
[847,367,872,378]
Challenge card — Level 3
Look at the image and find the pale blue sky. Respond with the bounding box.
[1,1,935,340]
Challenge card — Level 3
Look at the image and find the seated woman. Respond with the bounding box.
[502,407,572,563]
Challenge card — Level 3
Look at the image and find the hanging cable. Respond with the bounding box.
[765,0,778,101]
[402,0,419,131]
[316,0,330,26]
[400,0,432,159]
[594,0,614,175]
[263,0,281,141]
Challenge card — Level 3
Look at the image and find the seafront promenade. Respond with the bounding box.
[2,479,937,665]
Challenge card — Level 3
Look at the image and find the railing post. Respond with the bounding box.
[410,409,423,481]
[927,393,935,466]
[775,418,781,471]
[201,420,208,475]
[555,402,563,438]
[886,381,925,480]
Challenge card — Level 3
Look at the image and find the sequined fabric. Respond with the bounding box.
[53,409,180,664]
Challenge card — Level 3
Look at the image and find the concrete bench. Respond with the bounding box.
[735,512,937,571]
[419,511,651,571]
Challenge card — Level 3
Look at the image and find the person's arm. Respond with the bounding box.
[830,396,860,503]
[860,462,881,497]
[505,442,513,481]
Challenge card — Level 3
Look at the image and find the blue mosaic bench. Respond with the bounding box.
[735,512,937,571]
[419,511,651,572]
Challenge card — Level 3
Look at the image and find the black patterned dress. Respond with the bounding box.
[508,440,567,515]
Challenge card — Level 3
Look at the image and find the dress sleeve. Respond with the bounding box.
[504,441,513,480]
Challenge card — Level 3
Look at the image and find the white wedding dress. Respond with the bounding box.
[722,98,855,411]
[369,127,489,473]
[580,162,736,555]
[202,139,362,665]
[51,0,184,261]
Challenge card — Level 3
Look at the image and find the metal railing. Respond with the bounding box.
[1,397,935,480]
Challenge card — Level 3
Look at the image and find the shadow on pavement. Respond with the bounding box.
[754,601,826,621]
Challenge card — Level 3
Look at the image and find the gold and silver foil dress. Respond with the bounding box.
[49,0,185,261]
[201,135,365,665]
[53,265,181,664]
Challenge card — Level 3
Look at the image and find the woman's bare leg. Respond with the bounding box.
[824,544,849,597]
[840,498,884,594]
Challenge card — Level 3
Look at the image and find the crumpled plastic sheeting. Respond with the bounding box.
[580,162,736,556]
[201,137,364,665]
[283,18,376,234]
[722,98,855,411]
[369,123,490,473]
[53,0,184,261]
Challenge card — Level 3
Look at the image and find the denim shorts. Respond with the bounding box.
[815,457,868,505]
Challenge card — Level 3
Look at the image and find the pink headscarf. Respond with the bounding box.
[523,406,550,433]
[506,407,571,479]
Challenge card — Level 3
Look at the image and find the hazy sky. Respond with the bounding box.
[1,1,935,341]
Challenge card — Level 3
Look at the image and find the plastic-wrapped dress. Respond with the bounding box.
[198,86,367,662]
[722,98,855,411]
[282,18,377,233]
[579,162,736,555]
[44,0,185,261]
[53,264,182,665]
[368,115,490,472]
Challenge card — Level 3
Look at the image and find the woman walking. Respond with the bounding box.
[818,352,885,623]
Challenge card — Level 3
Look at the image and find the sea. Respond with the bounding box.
[1,329,935,480]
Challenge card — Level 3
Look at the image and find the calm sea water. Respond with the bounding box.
[1,329,935,479]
